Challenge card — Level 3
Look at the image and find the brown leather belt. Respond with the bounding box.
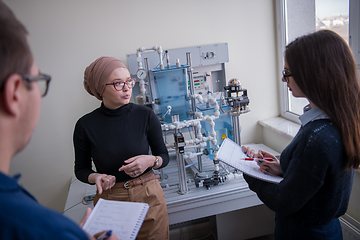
[112,171,159,189]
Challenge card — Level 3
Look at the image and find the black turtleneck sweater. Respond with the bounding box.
[73,103,169,184]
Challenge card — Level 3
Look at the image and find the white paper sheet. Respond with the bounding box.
[217,138,283,184]
[82,198,149,240]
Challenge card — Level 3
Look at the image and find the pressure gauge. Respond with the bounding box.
[136,69,147,80]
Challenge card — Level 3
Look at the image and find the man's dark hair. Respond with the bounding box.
[0,1,33,91]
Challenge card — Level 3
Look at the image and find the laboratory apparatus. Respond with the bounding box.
[127,43,250,192]
[224,78,250,146]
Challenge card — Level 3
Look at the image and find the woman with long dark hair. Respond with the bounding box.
[243,30,359,239]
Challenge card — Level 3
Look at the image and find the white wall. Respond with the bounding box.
[4,0,279,212]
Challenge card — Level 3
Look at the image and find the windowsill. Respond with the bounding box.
[258,116,300,139]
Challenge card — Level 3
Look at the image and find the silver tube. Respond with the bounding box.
[186,52,203,172]
[172,114,189,194]
[232,115,241,146]
[186,53,196,115]
[165,50,170,68]
[176,150,189,194]
[160,168,164,179]
[143,58,153,104]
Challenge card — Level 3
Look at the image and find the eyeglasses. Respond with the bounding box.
[282,69,293,83]
[105,78,136,91]
[20,73,51,97]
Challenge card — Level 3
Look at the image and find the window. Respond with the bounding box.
[316,0,349,42]
[276,0,353,123]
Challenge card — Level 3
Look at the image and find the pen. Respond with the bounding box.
[96,230,112,240]
[240,157,273,161]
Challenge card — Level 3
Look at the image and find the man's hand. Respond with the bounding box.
[79,208,119,240]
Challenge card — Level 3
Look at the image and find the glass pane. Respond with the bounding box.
[316,0,349,43]
[288,93,309,114]
[284,0,315,116]
[151,67,190,123]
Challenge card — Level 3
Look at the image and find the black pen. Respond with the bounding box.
[96,230,112,240]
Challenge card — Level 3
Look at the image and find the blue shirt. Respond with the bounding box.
[0,172,89,240]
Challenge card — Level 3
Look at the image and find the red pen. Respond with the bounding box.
[241,157,273,161]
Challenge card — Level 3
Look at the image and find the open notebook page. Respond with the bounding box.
[217,138,283,184]
[82,198,149,240]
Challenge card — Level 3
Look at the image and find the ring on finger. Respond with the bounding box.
[132,171,136,176]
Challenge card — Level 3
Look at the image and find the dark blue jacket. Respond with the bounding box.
[245,119,353,237]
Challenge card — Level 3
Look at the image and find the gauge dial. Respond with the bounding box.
[136,69,147,80]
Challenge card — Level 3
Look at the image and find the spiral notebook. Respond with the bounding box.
[217,138,283,184]
[82,198,149,240]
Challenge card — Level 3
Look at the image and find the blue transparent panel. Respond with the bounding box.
[199,104,233,157]
[151,66,190,123]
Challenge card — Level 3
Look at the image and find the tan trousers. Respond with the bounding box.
[94,178,169,240]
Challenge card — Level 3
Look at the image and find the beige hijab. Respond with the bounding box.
[84,56,126,100]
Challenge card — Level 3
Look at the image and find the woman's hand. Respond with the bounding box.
[88,173,116,195]
[255,150,282,176]
[241,147,283,176]
[119,155,156,178]
[241,146,257,158]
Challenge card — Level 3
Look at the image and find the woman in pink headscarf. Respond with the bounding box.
[73,56,170,240]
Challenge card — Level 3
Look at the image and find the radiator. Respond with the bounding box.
[340,214,360,240]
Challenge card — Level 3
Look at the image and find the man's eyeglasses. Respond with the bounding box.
[20,73,51,97]
[282,69,293,83]
[105,78,136,91]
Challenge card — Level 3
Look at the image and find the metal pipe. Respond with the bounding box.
[172,114,189,194]
[186,53,196,115]
[232,115,241,146]
[143,58,153,104]
[176,149,189,194]
[186,52,203,172]
[165,50,170,68]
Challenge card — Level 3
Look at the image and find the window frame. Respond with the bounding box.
[276,0,358,123]
[276,0,302,124]
[349,0,360,69]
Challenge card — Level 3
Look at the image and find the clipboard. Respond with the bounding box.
[217,138,283,184]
